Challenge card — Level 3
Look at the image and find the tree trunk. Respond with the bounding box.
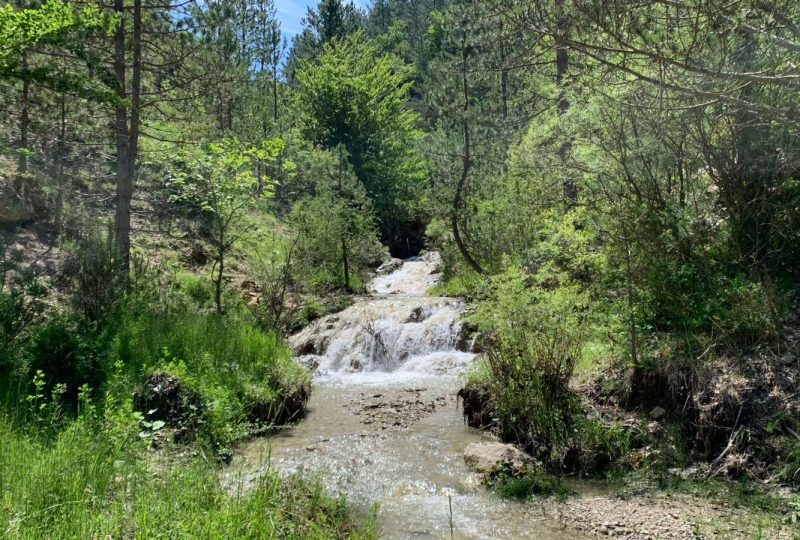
[624,236,639,366]
[16,67,29,204]
[272,64,279,123]
[215,239,224,314]
[114,0,142,274]
[555,3,577,208]
[336,151,352,290]
[453,28,484,275]
[114,0,131,270]
[342,237,350,291]
[54,94,66,232]
[500,22,509,175]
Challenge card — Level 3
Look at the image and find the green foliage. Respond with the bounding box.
[164,138,286,313]
[0,253,46,377]
[766,414,800,487]
[0,0,116,100]
[0,415,376,539]
[0,0,105,63]
[493,470,571,500]
[24,316,109,412]
[288,146,386,290]
[296,31,425,247]
[467,265,586,466]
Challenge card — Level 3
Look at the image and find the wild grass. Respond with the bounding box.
[0,416,377,539]
[112,306,311,447]
[428,271,483,299]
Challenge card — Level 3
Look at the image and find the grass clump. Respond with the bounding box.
[493,470,572,500]
[0,245,372,539]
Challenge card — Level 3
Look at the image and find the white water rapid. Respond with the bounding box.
[227,253,585,539]
[290,253,475,382]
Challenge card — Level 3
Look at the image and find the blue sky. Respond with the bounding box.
[276,0,371,39]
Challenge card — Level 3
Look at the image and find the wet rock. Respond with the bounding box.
[296,355,320,370]
[463,442,533,476]
[376,258,404,275]
[455,321,480,352]
[404,306,428,323]
[295,337,318,355]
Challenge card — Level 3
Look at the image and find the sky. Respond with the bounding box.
[275,0,371,39]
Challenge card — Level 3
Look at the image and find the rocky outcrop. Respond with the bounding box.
[463,441,533,476]
[376,258,404,275]
[133,372,206,443]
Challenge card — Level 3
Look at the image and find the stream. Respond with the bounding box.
[227,253,583,539]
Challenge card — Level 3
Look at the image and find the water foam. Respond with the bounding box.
[289,253,475,378]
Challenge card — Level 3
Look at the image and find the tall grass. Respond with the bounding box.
[115,307,300,393]
[112,306,312,447]
[0,416,376,539]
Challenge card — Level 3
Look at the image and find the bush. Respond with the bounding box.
[62,230,123,323]
[0,246,46,377]
[25,316,111,411]
[468,265,586,466]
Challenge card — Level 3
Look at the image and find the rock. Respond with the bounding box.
[245,381,309,426]
[649,406,667,420]
[463,442,533,476]
[376,258,404,275]
[133,372,206,443]
[404,306,428,323]
[455,321,479,352]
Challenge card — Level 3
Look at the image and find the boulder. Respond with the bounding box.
[376,258,404,275]
[463,442,533,476]
[404,306,429,323]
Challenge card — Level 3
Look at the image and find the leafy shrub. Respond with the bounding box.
[713,277,783,348]
[25,316,110,411]
[469,265,586,466]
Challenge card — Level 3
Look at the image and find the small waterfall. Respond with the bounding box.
[289,253,476,378]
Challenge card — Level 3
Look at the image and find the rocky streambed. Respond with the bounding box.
[225,253,794,539]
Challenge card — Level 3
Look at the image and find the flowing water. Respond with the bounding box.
[228,253,583,539]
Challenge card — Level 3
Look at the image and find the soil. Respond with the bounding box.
[348,387,451,430]
[539,491,795,539]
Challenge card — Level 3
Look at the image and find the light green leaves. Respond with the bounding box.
[0,0,110,66]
